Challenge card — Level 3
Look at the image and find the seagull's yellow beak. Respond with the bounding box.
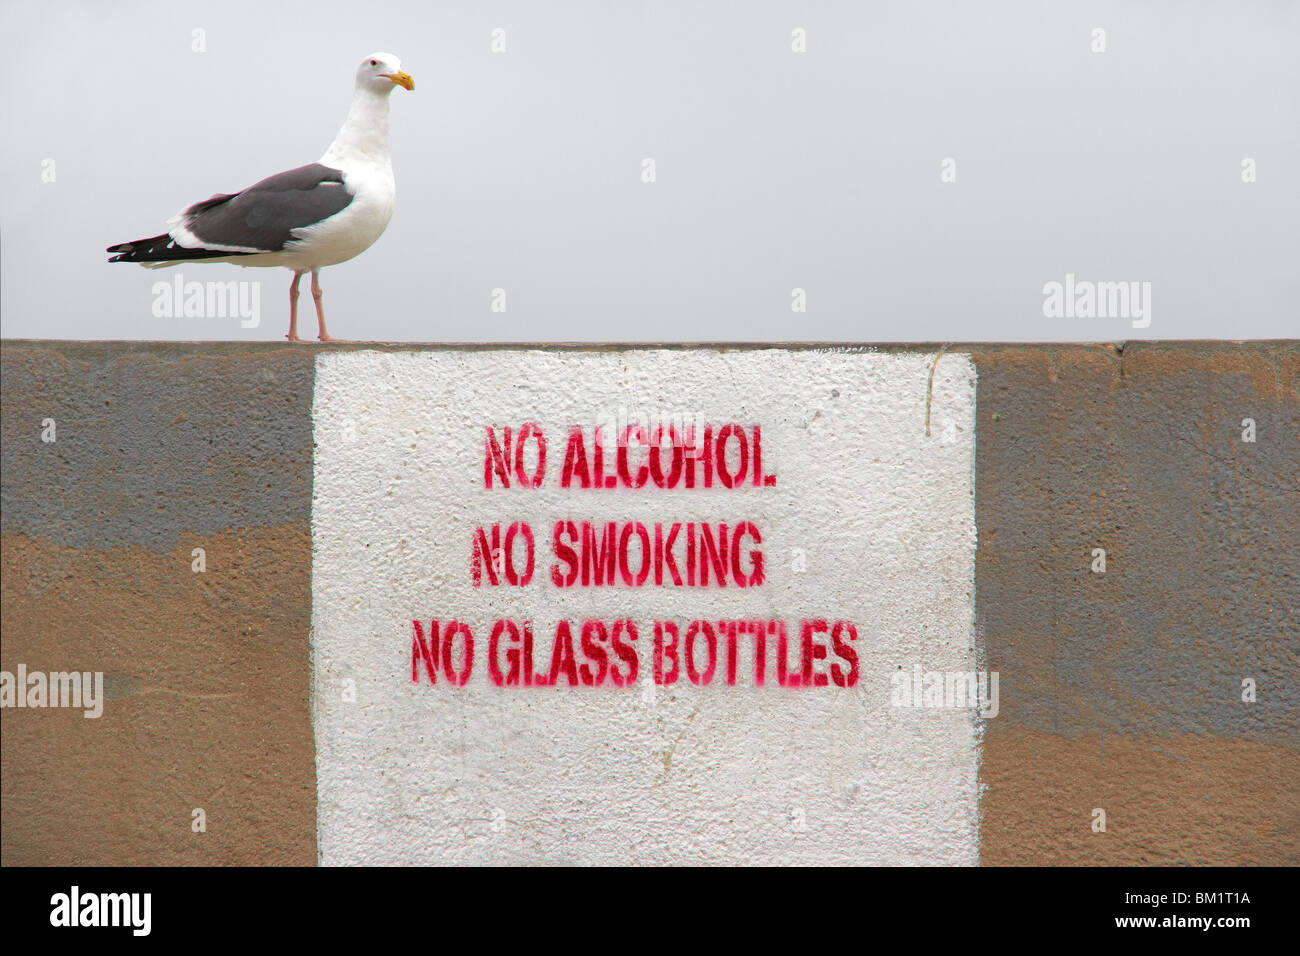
[383,71,414,91]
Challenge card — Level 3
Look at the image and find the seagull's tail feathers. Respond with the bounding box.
[107,233,253,268]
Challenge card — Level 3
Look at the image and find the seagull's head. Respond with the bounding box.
[357,52,414,93]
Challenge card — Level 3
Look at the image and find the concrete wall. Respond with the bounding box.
[971,346,1300,865]
[1,344,316,865]
[2,341,1295,865]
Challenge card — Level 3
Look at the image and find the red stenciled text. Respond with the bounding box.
[410,618,859,689]
[483,423,776,490]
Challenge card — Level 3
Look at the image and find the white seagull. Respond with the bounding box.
[108,53,414,342]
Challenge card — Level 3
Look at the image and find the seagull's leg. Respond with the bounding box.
[286,270,305,342]
[311,268,347,342]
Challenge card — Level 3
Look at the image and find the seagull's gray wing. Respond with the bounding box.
[174,163,355,252]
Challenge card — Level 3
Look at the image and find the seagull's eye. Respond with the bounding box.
[370,59,377,66]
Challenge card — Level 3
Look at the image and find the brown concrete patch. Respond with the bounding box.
[980,732,1300,866]
[973,342,1300,865]
[0,524,315,865]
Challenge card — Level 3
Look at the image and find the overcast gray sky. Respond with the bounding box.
[1,0,1296,342]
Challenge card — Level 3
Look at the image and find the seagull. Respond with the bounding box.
[107,53,413,342]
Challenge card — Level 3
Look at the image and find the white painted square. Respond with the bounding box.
[312,349,979,864]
